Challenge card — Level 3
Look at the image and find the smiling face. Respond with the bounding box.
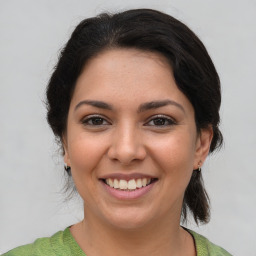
[63,48,212,230]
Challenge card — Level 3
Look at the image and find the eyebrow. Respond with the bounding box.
[74,99,185,113]
[75,100,113,111]
[138,100,185,113]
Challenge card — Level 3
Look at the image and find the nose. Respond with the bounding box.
[107,123,146,165]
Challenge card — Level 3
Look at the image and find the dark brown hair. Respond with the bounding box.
[46,9,223,224]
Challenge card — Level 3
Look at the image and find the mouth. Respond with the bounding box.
[101,178,158,191]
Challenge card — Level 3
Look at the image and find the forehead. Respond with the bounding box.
[71,48,192,112]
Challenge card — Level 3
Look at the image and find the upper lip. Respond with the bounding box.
[99,173,157,181]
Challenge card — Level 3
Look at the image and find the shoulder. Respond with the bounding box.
[188,229,232,256]
[1,228,84,256]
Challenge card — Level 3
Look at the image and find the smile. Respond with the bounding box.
[103,178,157,191]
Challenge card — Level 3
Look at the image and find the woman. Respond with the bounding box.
[3,8,231,256]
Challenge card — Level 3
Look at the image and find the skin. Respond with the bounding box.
[63,48,213,256]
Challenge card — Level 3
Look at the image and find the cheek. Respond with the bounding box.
[150,131,196,176]
[66,133,108,204]
[67,132,106,177]
[150,132,197,207]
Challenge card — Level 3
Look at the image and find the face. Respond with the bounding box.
[63,49,212,229]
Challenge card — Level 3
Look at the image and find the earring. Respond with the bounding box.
[64,163,71,172]
[198,160,202,172]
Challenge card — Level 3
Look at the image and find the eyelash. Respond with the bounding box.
[81,115,176,127]
[145,115,177,127]
[81,115,110,126]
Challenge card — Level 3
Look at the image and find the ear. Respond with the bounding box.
[193,126,213,170]
[62,134,71,166]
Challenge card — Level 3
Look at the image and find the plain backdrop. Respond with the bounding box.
[0,1,255,255]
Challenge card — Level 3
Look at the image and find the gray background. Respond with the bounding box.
[0,1,255,255]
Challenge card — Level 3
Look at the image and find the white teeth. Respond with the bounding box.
[109,178,114,188]
[105,177,154,190]
[113,179,119,189]
[119,180,128,189]
[106,178,115,188]
[142,178,147,187]
[128,179,136,190]
[136,179,142,188]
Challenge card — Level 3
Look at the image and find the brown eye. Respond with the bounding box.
[82,116,109,126]
[145,115,176,127]
[90,117,104,125]
[153,118,167,126]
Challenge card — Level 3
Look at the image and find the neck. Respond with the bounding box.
[70,211,195,256]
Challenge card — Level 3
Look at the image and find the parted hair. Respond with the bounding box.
[46,9,223,224]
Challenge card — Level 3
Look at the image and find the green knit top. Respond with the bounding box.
[2,227,232,256]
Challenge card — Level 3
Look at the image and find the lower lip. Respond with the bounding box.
[102,181,156,200]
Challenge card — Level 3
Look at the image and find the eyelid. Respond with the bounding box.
[81,114,111,125]
[80,114,176,126]
[144,114,177,126]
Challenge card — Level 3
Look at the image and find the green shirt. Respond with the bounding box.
[2,227,232,256]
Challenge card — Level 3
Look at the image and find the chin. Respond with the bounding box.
[101,208,156,230]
